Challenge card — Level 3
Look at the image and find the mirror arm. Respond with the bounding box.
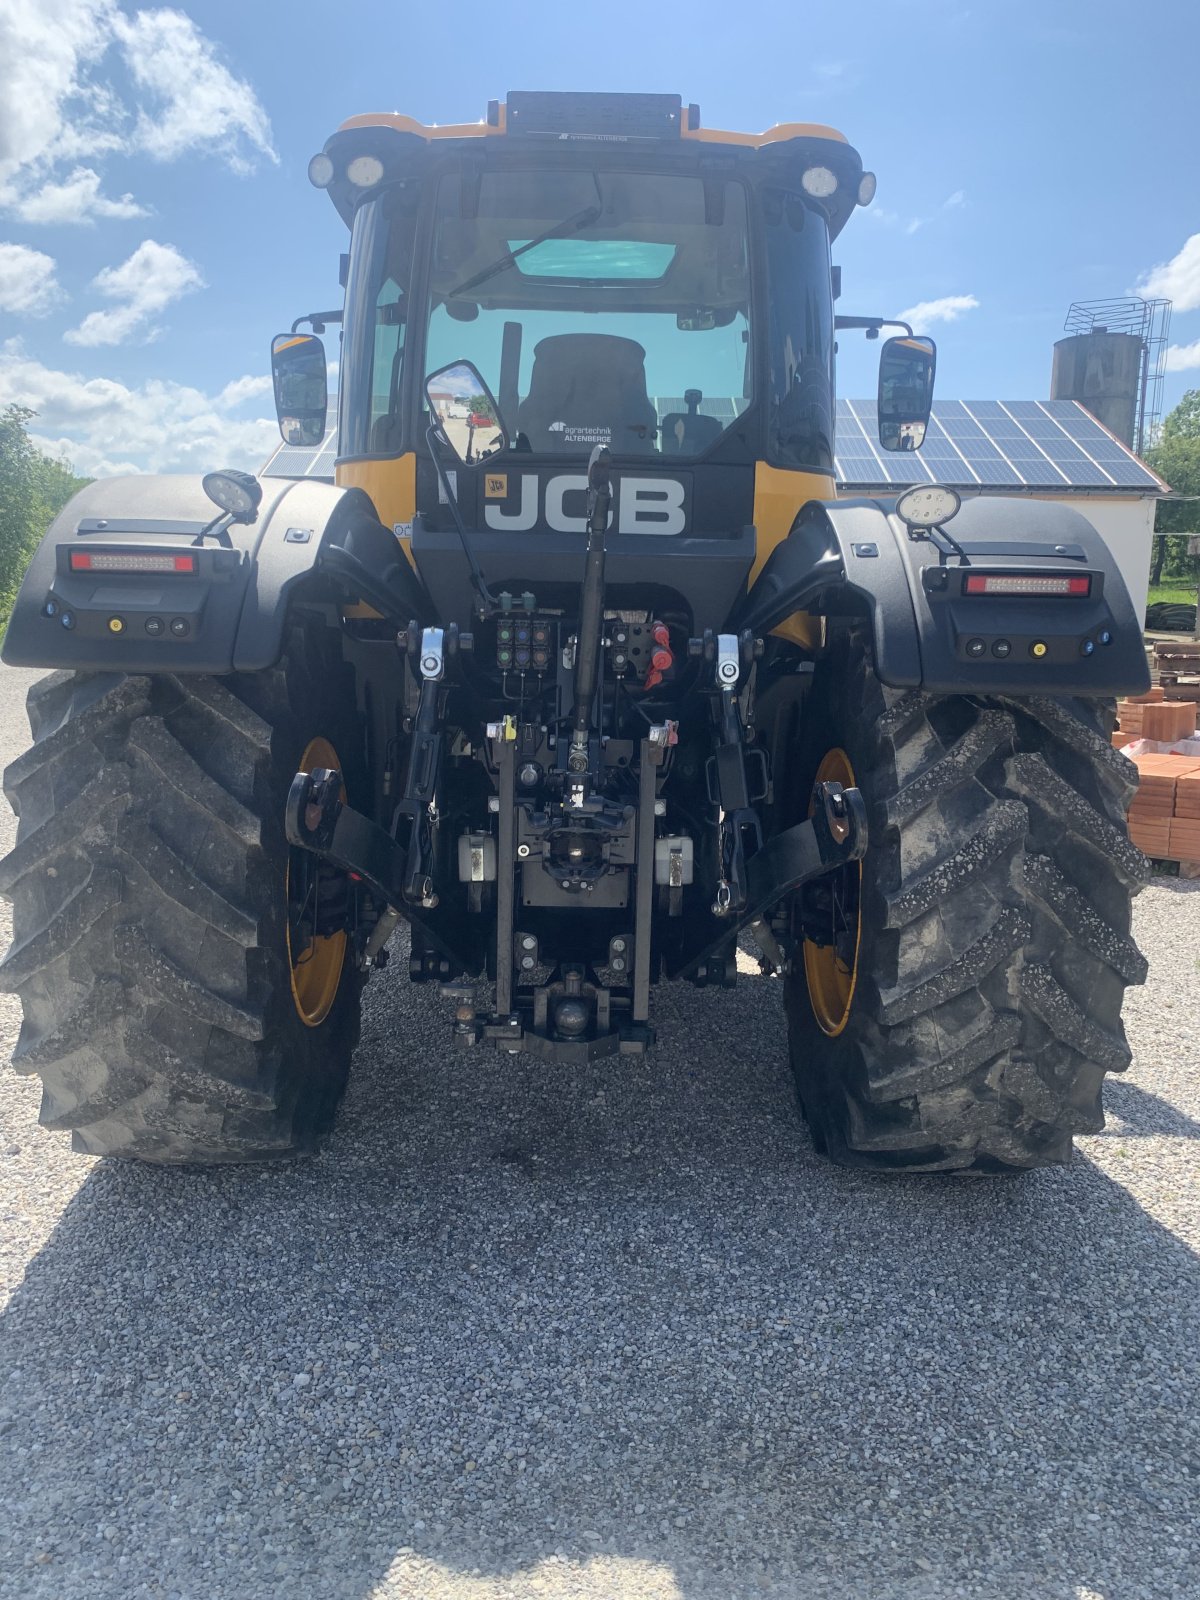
[425,422,497,618]
[835,315,914,338]
[290,310,344,335]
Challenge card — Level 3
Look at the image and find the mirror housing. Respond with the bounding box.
[271,333,327,447]
[877,335,936,452]
[424,360,508,466]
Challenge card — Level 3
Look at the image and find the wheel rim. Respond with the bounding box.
[802,747,862,1037]
[286,737,348,1028]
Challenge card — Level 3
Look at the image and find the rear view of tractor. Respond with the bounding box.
[0,92,1150,1171]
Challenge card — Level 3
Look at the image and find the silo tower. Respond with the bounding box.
[1051,298,1171,456]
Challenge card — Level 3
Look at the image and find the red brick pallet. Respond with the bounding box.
[1125,750,1200,869]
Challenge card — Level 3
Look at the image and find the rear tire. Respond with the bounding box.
[0,619,363,1163]
[784,629,1148,1173]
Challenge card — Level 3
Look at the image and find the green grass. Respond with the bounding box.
[1148,581,1198,607]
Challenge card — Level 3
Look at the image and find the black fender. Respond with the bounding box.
[2,475,433,674]
[736,494,1150,696]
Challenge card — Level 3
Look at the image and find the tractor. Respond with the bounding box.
[0,91,1150,1170]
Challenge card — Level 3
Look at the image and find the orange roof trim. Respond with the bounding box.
[338,108,848,147]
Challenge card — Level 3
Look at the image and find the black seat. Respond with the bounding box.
[516,334,659,454]
[659,387,723,456]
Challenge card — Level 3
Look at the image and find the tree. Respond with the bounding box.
[1146,390,1200,586]
[0,405,90,631]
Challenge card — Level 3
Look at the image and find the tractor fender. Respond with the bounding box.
[2,474,430,675]
[737,494,1150,696]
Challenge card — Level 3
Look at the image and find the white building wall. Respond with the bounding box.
[1037,496,1155,625]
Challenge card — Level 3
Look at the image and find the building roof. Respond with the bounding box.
[835,398,1165,494]
[260,396,1165,495]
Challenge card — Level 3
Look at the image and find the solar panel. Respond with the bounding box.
[836,398,1161,493]
[259,396,1162,495]
[653,395,740,420]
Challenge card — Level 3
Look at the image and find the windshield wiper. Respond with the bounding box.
[448,180,604,298]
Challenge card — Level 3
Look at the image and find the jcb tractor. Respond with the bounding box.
[1,92,1150,1171]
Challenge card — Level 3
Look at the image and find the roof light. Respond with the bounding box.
[69,551,197,574]
[346,154,384,189]
[963,574,1092,597]
[801,166,838,199]
[857,172,877,206]
[307,153,335,189]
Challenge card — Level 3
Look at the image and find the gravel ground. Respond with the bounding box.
[0,662,1198,1600]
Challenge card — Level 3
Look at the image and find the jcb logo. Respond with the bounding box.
[483,474,688,536]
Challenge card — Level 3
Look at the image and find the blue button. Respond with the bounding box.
[1080,638,1095,657]
[1099,628,1113,646]
[42,598,58,618]
[60,610,75,630]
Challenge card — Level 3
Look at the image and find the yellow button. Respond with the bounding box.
[108,617,125,634]
[1030,641,1047,658]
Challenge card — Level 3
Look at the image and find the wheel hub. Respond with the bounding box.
[286,737,349,1027]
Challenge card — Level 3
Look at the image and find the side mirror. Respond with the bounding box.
[424,360,508,466]
[877,334,936,452]
[271,333,327,447]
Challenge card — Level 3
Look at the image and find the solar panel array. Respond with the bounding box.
[835,398,1161,492]
[260,397,1162,494]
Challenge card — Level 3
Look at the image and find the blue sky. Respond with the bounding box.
[1,0,1197,476]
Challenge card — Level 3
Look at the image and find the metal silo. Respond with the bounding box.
[1052,299,1172,454]
[1051,330,1144,447]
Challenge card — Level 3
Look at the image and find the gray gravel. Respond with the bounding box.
[0,661,1198,1600]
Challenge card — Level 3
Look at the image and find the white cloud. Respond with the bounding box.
[13,165,147,224]
[1165,339,1200,373]
[217,373,273,408]
[113,8,276,171]
[867,190,966,237]
[2,342,279,476]
[0,242,63,315]
[0,0,115,184]
[897,293,980,328]
[1135,233,1200,313]
[64,238,202,346]
[0,1,274,220]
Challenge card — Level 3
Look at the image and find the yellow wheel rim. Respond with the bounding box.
[802,748,862,1037]
[286,737,348,1028]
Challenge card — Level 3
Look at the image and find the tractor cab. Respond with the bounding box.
[276,92,933,630]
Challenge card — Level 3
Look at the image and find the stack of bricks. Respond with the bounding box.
[1125,755,1200,859]
[1171,767,1200,866]
[1114,690,1197,749]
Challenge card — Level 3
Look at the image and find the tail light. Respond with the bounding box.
[962,573,1091,598]
[68,550,197,574]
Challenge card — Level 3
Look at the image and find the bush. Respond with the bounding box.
[0,405,90,633]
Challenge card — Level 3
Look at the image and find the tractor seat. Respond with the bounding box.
[516,334,659,455]
[659,408,723,456]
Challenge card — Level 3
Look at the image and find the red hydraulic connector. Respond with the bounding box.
[644,622,673,690]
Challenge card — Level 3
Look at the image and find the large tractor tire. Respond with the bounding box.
[783,628,1148,1173]
[0,620,363,1162]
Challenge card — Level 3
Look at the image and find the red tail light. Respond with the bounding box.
[963,573,1091,597]
[69,550,196,574]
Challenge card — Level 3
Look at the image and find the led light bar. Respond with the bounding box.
[69,551,197,574]
[963,573,1091,597]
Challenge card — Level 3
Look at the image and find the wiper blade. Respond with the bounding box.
[449,196,602,298]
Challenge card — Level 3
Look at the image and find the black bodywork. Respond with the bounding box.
[2,464,1148,1060]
